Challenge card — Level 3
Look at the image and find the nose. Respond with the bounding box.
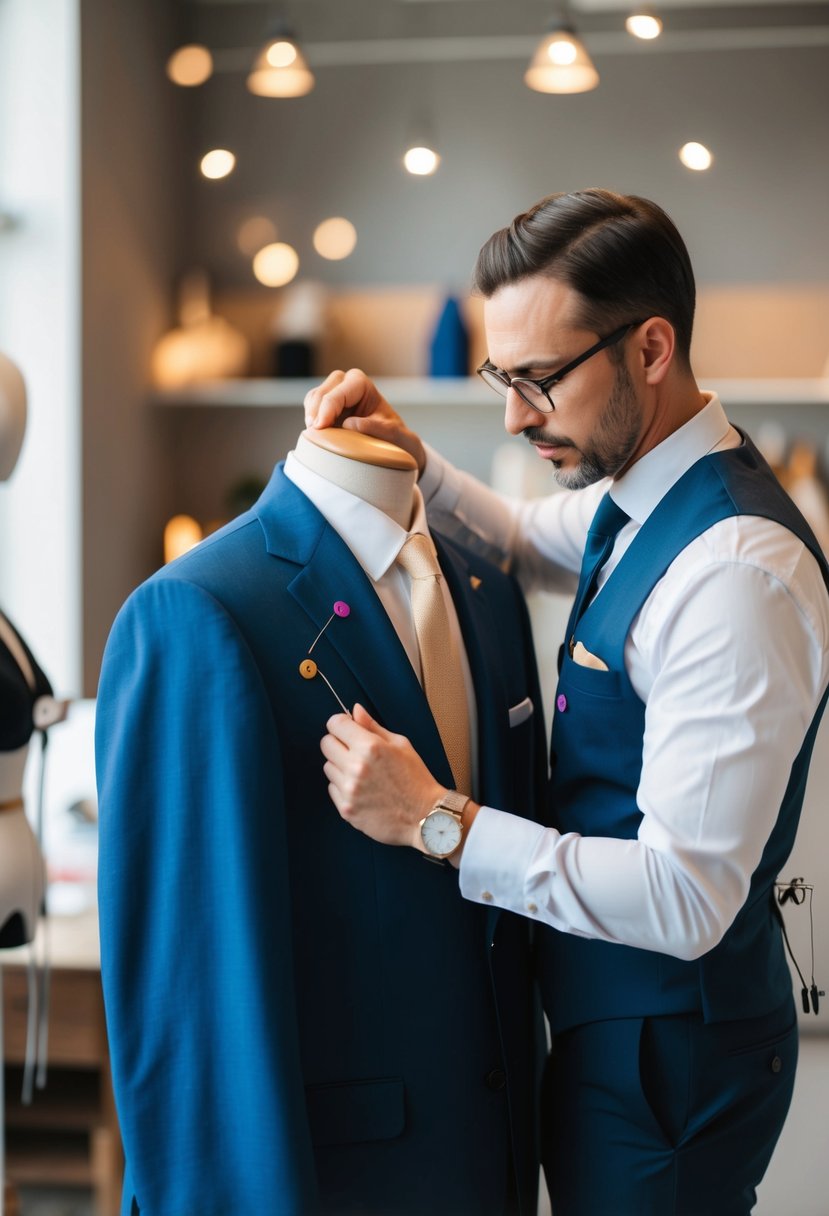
[504,386,543,436]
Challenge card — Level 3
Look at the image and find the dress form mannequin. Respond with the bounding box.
[97,417,546,1215]
[293,428,417,529]
[0,351,53,948]
[0,352,67,1214]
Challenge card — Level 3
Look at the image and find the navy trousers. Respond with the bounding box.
[542,999,798,1216]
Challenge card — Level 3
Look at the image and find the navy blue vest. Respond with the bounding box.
[540,435,829,1034]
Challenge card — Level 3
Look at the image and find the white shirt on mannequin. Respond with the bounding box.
[284,449,480,797]
[419,393,829,960]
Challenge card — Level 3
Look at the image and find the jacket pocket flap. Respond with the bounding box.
[306,1077,405,1146]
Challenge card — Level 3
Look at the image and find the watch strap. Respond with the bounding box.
[435,789,470,819]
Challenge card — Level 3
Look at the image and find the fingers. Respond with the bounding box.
[351,703,398,741]
[304,368,377,430]
[303,369,428,475]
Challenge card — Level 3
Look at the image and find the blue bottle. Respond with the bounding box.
[428,295,469,377]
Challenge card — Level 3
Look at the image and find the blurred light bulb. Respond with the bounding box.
[237,216,278,256]
[267,41,298,68]
[253,242,300,287]
[525,27,599,93]
[200,149,236,180]
[166,44,213,87]
[625,14,663,40]
[548,37,578,65]
[404,146,440,176]
[164,516,203,564]
[679,141,713,171]
[313,217,358,260]
[247,34,315,97]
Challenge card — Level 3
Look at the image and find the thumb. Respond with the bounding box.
[352,702,395,740]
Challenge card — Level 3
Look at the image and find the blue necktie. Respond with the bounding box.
[571,492,630,625]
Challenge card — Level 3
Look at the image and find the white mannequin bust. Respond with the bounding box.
[293,427,418,531]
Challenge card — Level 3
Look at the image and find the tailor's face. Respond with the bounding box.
[483,276,643,489]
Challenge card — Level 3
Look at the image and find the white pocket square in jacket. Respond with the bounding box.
[508,696,534,727]
[572,641,609,672]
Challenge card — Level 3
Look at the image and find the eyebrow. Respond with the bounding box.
[486,355,563,377]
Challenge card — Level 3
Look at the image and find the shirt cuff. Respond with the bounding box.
[459,804,551,915]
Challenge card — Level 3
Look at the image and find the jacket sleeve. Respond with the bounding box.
[96,576,318,1216]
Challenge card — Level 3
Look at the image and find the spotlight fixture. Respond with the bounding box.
[625,12,663,40]
[525,19,599,94]
[403,144,440,176]
[247,22,315,98]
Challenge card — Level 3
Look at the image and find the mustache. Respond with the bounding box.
[522,425,575,448]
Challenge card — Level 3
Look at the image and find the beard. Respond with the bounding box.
[524,362,642,490]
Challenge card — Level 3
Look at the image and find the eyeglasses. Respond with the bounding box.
[476,321,641,415]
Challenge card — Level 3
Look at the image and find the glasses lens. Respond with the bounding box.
[512,378,554,415]
[479,368,509,398]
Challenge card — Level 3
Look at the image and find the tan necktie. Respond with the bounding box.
[396,534,472,793]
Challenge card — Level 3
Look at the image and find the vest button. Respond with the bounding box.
[556,694,568,713]
[485,1068,506,1091]
[770,1055,783,1074]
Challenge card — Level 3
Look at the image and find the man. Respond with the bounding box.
[309,188,829,1215]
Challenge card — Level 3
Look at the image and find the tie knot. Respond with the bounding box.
[396,533,441,580]
[588,493,629,540]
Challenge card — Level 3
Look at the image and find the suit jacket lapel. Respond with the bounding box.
[256,466,454,787]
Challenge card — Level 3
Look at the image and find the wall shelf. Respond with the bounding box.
[150,376,829,410]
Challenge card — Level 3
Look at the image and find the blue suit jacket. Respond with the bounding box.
[96,465,547,1216]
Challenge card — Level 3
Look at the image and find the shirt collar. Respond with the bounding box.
[284,449,429,583]
[610,392,733,525]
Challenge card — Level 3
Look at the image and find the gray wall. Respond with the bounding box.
[81,0,191,691]
[78,3,829,684]
[181,29,829,292]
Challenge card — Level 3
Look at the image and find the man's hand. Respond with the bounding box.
[304,369,427,475]
[321,704,444,850]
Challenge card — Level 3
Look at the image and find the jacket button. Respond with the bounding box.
[770,1055,783,1074]
[485,1068,506,1091]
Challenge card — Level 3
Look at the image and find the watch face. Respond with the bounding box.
[421,809,462,858]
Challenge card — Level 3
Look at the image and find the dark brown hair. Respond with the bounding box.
[473,188,696,366]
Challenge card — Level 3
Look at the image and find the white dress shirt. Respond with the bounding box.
[284,450,480,794]
[419,394,829,960]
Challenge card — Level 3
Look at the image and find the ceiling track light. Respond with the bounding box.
[625,11,664,41]
[247,20,315,98]
[525,15,599,94]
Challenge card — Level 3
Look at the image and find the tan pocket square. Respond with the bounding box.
[572,640,609,672]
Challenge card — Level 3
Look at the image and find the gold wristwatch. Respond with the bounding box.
[419,790,469,861]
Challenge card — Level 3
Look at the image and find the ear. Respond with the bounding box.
[634,317,674,386]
